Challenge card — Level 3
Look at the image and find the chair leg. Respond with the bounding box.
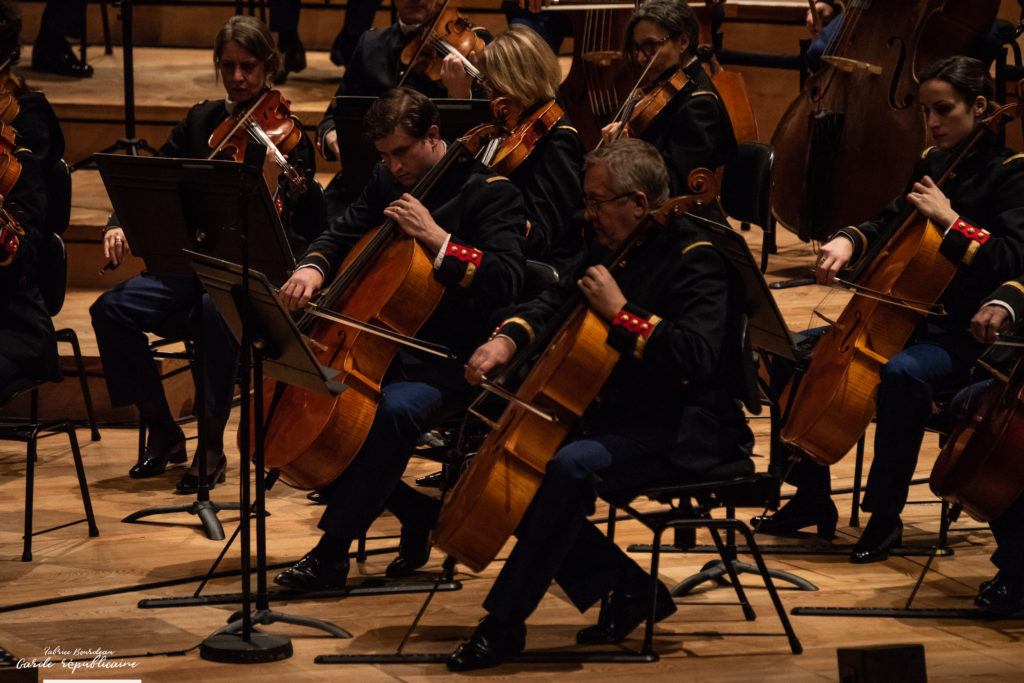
[642,525,666,659]
[100,0,113,55]
[730,520,803,655]
[66,423,99,537]
[23,427,38,562]
[708,527,757,620]
[58,328,101,441]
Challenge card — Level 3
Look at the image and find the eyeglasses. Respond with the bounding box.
[583,193,633,211]
[628,35,672,60]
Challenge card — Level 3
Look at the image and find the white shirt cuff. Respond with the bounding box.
[295,262,327,281]
[942,216,960,237]
[433,233,452,270]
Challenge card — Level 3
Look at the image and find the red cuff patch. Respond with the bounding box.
[613,309,655,339]
[447,242,483,267]
[950,219,990,245]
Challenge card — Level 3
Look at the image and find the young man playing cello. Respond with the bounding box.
[447,138,753,671]
[274,87,526,590]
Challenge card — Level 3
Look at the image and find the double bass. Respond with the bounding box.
[433,168,717,571]
[771,0,999,242]
[779,101,1024,466]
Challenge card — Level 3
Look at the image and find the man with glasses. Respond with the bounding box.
[604,0,736,213]
[448,138,753,671]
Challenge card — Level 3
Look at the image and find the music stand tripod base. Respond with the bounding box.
[121,499,241,541]
[200,629,293,664]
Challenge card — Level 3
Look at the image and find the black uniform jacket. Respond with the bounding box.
[108,97,324,252]
[0,89,64,384]
[317,22,491,148]
[641,59,737,202]
[507,112,585,277]
[299,154,526,389]
[834,136,1024,346]
[495,214,753,473]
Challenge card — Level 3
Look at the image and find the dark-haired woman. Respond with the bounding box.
[758,55,1024,564]
[603,0,736,203]
[90,15,322,492]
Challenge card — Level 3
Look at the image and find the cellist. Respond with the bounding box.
[274,87,526,591]
[447,138,753,671]
[89,15,322,492]
[940,282,1024,615]
[758,56,1024,564]
[601,0,736,209]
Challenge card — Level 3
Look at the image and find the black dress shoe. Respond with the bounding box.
[306,490,326,504]
[850,515,902,564]
[751,497,838,539]
[272,34,306,85]
[385,523,432,578]
[274,549,350,592]
[576,580,677,645]
[32,37,93,78]
[447,616,525,672]
[415,470,444,489]
[128,437,187,478]
[975,574,1024,616]
[174,454,227,494]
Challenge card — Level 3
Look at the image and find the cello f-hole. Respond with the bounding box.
[839,310,861,353]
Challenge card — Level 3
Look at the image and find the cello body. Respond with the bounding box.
[779,215,956,464]
[255,228,444,489]
[770,0,998,241]
[433,306,620,572]
[930,357,1024,522]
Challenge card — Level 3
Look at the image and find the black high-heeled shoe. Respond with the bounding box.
[129,434,188,479]
[751,497,838,539]
[174,455,227,494]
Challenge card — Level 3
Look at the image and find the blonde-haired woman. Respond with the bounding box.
[478,25,585,276]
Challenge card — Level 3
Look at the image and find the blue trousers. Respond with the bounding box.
[483,433,682,624]
[89,273,238,419]
[317,379,465,542]
[950,381,1024,578]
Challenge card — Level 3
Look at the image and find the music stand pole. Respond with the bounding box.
[71,0,159,172]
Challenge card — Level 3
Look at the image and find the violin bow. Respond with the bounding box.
[598,41,669,150]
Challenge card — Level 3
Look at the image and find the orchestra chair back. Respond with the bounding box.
[45,159,100,441]
[611,317,803,657]
[1,232,100,562]
[720,142,776,273]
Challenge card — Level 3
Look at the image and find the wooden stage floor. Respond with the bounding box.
[2,44,1024,682]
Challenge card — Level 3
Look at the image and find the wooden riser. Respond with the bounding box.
[19,1,507,51]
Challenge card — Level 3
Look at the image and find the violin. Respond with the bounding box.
[930,347,1024,522]
[0,117,23,268]
[207,88,308,195]
[779,101,1024,467]
[477,97,564,176]
[244,122,503,489]
[434,168,719,571]
[618,67,690,142]
[0,61,21,126]
[398,0,485,87]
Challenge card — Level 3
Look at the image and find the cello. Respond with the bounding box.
[433,168,717,572]
[779,101,1024,467]
[770,0,999,242]
[248,123,501,490]
[930,347,1024,522]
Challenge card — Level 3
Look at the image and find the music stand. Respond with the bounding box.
[332,96,490,206]
[95,153,294,540]
[70,0,160,172]
[191,254,349,661]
